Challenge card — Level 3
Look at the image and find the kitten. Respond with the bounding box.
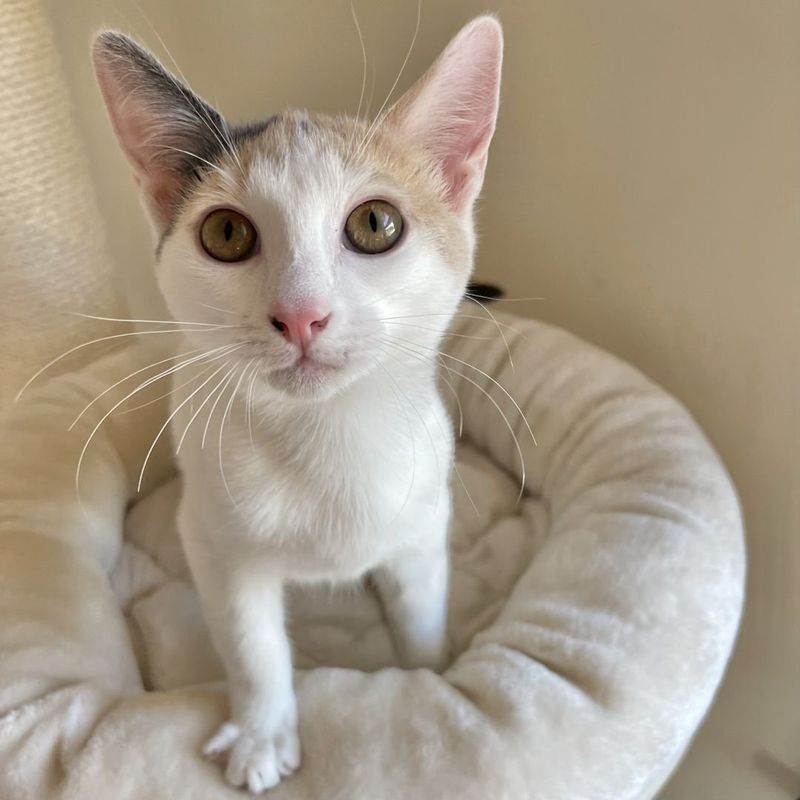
[92,16,502,794]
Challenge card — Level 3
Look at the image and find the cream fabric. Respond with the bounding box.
[0,0,122,407]
[0,310,745,800]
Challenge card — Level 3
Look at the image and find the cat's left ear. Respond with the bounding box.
[92,31,229,232]
[386,15,503,215]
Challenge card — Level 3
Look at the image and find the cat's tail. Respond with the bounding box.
[465,282,504,302]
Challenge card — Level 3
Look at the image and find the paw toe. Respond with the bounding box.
[205,719,301,791]
[247,760,281,794]
[203,722,240,759]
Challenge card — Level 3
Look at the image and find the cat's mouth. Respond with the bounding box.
[292,354,341,375]
[289,355,343,381]
[266,351,352,399]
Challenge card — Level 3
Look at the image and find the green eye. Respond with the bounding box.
[344,200,404,254]
[200,208,257,262]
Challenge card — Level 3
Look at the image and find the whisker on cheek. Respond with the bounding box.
[67,311,242,328]
[375,342,478,517]
[117,359,221,416]
[379,334,534,506]
[69,342,240,431]
[382,320,495,341]
[218,362,253,509]
[201,364,241,450]
[73,343,243,510]
[463,295,515,372]
[244,360,261,448]
[136,358,241,493]
[176,360,237,454]
[16,324,241,402]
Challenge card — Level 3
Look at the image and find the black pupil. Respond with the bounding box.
[369,210,378,233]
[224,219,234,241]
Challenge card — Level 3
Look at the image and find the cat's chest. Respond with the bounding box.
[187,410,442,578]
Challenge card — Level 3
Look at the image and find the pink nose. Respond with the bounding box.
[270,307,331,350]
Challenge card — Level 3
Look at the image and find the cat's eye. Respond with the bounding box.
[200,209,258,263]
[344,200,404,254]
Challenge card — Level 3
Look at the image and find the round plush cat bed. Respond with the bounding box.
[0,309,744,800]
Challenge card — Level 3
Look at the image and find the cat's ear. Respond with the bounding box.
[92,31,228,230]
[386,16,503,214]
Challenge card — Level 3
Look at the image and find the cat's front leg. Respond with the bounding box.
[373,521,450,672]
[183,533,299,794]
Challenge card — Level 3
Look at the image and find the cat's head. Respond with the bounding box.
[92,17,502,401]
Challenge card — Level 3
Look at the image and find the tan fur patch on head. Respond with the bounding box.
[199,109,471,273]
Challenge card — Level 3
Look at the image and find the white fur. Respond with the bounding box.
[168,146,457,788]
[93,16,502,794]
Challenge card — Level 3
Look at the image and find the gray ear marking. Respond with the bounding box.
[92,30,234,226]
[93,31,226,152]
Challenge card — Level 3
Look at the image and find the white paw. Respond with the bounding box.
[204,718,300,794]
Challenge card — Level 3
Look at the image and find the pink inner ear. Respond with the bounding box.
[92,34,221,231]
[96,68,184,225]
[387,16,503,212]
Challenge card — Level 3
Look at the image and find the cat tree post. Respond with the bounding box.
[0,0,123,407]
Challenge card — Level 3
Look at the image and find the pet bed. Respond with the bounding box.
[0,308,744,800]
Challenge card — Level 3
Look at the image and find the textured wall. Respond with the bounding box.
[0,0,121,407]
[46,1,800,797]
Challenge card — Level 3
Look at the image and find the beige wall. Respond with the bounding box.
[46,1,800,797]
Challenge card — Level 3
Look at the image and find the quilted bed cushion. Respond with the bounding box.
[0,310,744,800]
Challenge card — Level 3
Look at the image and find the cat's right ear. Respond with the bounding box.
[92,32,228,231]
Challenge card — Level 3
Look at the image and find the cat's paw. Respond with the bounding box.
[203,718,300,794]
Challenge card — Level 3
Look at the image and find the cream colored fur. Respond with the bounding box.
[0,311,744,799]
[0,8,744,800]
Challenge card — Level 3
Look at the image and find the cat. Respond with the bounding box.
[92,15,502,794]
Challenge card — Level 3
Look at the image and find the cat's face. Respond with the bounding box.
[93,19,502,401]
[156,112,469,400]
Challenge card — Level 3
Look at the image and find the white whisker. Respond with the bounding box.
[130,0,244,175]
[195,301,240,317]
[381,335,531,505]
[377,343,478,517]
[466,294,545,303]
[245,360,261,448]
[364,55,377,120]
[383,320,495,340]
[69,345,207,430]
[402,338,536,448]
[377,311,530,342]
[346,0,369,160]
[68,311,238,328]
[72,344,242,501]
[154,145,232,180]
[464,295,515,372]
[358,278,421,309]
[436,359,464,439]
[201,365,240,449]
[218,363,252,508]
[137,360,235,492]
[118,358,222,416]
[352,0,421,161]
[372,357,417,525]
[176,361,235,454]
[16,327,233,402]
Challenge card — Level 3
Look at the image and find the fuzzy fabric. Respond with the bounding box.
[0,309,745,800]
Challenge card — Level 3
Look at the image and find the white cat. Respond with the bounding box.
[93,16,502,794]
